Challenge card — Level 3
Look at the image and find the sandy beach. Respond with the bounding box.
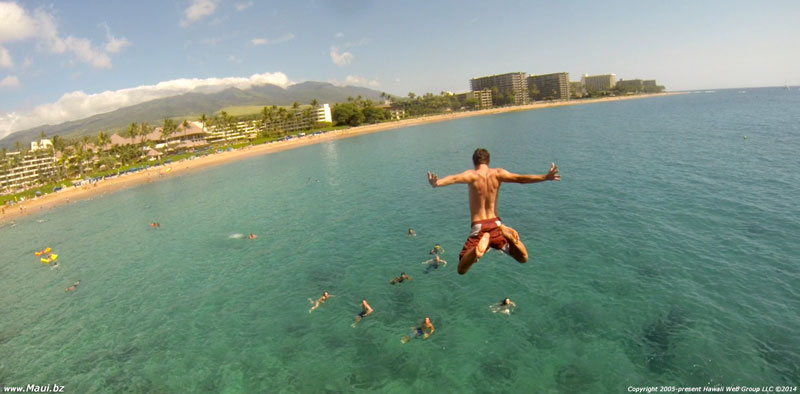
[0,93,681,223]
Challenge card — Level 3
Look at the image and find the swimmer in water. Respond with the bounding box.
[429,244,444,256]
[401,317,435,343]
[389,272,412,285]
[423,254,447,274]
[64,280,80,292]
[408,228,416,236]
[309,291,332,313]
[51,260,60,271]
[490,298,516,315]
[248,233,257,239]
[352,299,373,327]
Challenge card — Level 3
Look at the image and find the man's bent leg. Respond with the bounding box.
[458,233,490,275]
[500,225,528,263]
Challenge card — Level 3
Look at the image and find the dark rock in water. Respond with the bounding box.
[756,332,800,383]
[0,327,21,345]
[554,302,602,335]
[640,306,691,373]
[555,363,596,391]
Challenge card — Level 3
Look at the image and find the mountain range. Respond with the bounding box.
[0,82,384,149]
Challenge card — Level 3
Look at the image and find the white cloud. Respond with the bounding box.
[102,23,131,53]
[251,33,294,46]
[0,3,114,69]
[234,1,253,11]
[344,75,379,87]
[0,46,11,67]
[0,71,292,138]
[330,46,352,66]
[0,2,37,42]
[181,0,218,27]
[0,75,20,88]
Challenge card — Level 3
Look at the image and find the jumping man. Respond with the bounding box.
[427,148,560,274]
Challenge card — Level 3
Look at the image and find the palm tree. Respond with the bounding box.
[277,107,288,135]
[96,131,110,149]
[138,122,152,158]
[310,99,319,108]
[125,123,138,144]
[219,111,230,143]
[161,118,177,144]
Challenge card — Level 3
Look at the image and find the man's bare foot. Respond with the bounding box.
[500,225,519,244]
[475,232,490,258]
[458,232,491,275]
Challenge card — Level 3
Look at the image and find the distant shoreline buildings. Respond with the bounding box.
[458,70,664,108]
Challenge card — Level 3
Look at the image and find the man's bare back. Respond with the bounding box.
[427,148,560,274]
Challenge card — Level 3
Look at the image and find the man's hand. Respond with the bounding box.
[545,162,560,181]
[427,171,438,187]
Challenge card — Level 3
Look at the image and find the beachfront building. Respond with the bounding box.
[315,104,332,123]
[642,80,665,93]
[205,120,259,145]
[527,72,570,101]
[31,139,53,152]
[0,144,57,193]
[569,82,585,98]
[454,89,493,109]
[581,73,617,93]
[388,106,406,120]
[616,79,644,93]
[470,72,529,106]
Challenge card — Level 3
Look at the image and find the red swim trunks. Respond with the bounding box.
[459,217,509,260]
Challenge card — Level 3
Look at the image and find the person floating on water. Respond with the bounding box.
[65,280,80,293]
[429,244,444,256]
[401,317,435,343]
[490,298,516,315]
[309,291,332,313]
[248,233,257,239]
[407,228,416,236]
[422,254,447,274]
[352,299,373,327]
[389,272,412,285]
[427,148,560,275]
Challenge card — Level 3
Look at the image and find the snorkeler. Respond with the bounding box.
[352,299,374,327]
[309,291,332,313]
[408,228,416,236]
[429,244,444,256]
[490,298,516,315]
[427,148,560,274]
[248,233,257,239]
[401,317,435,343]
[389,272,412,285]
[422,254,447,274]
[64,280,80,293]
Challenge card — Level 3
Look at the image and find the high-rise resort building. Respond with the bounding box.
[616,79,644,93]
[581,73,617,93]
[527,72,570,100]
[455,89,493,109]
[315,104,332,124]
[1,139,57,193]
[470,72,529,106]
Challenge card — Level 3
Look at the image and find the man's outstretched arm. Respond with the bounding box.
[427,170,472,188]
[497,163,561,184]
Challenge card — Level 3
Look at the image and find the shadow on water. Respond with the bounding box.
[555,362,597,392]
[552,301,605,336]
[629,306,692,374]
[755,329,800,383]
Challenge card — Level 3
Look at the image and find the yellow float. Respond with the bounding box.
[34,247,51,256]
[41,254,58,264]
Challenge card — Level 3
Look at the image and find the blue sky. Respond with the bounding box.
[0,0,799,138]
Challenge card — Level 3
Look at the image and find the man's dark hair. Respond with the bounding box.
[472,148,490,166]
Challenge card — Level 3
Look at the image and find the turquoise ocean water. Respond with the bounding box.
[1,88,798,393]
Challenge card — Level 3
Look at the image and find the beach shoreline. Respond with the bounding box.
[0,92,682,223]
